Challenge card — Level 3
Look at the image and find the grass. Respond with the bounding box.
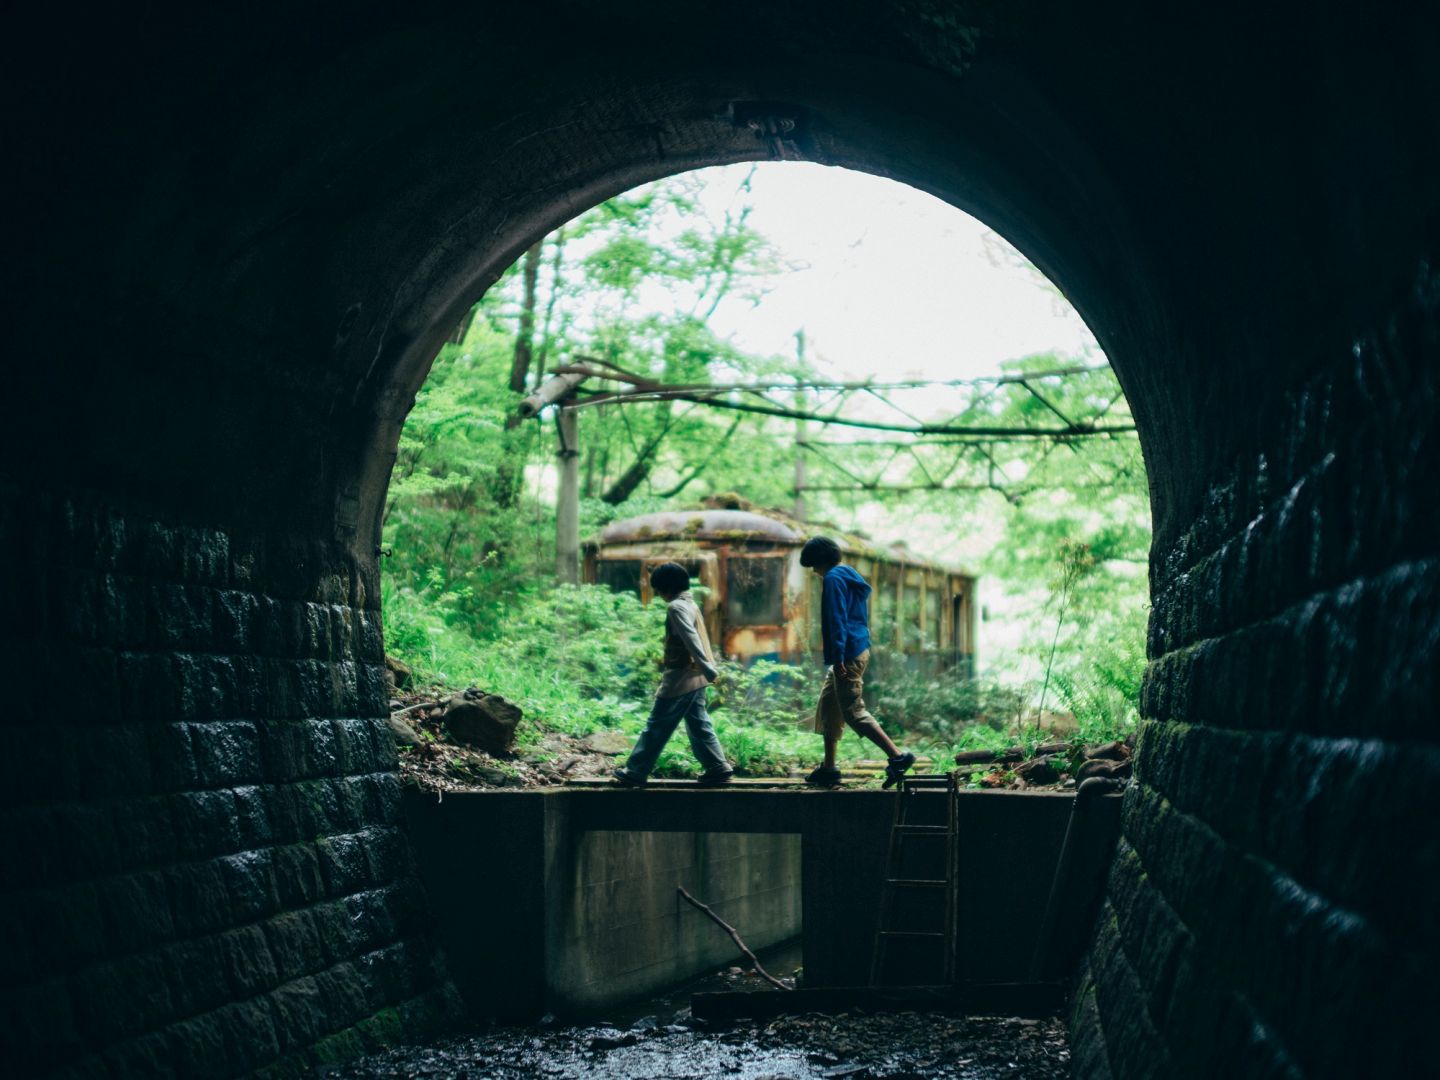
[382,579,1138,781]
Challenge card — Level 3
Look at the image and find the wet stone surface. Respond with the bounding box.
[324,1011,1070,1079]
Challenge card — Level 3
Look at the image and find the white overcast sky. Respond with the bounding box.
[681,162,1102,381]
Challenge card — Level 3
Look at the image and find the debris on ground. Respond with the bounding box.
[957,735,1134,792]
[391,685,624,794]
[390,682,1132,797]
[324,1009,1070,1079]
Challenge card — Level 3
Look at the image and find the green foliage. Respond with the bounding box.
[1047,627,1145,741]
[385,582,866,775]
[381,168,1153,780]
[383,321,553,631]
[869,670,1028,742]
[383,170,810,643]
[386,580,663,732]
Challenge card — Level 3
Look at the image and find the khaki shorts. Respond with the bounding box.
[813,649,877,737]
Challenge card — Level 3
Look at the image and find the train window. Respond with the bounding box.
[595,559,643,596]
[900,574,923,649]
[726,557,784,625]
[874,566,897,645]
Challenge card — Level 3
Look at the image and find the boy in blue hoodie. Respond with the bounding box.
[799,536,915,789]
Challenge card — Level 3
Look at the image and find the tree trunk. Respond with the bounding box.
[447,303,478,346]
[601,407,673,504]
[504,240,544,431]
[494,239,546,508]
[658,415,743,498]
[602,451,657,504]
[534,226,567,382]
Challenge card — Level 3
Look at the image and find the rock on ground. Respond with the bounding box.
[443,688,523,754]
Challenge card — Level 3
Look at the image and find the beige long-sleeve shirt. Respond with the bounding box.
[657,591,719,698]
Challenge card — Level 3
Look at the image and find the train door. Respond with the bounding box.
[952,578,975,677]
[722,552,789,662]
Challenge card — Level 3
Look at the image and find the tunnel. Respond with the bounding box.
[2,2,1437,1076]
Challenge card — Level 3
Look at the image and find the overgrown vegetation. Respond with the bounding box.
[382,167,1148,782]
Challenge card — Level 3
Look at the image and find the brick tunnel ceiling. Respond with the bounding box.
[3,2,1437,1078]
[7,3,1433,555]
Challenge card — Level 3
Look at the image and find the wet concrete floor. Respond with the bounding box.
[325,1010,1070,1079]
[328,941,1070,1080]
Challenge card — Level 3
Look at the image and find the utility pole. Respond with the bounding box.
[518,370,589,584]
[555,406,580,584]
[793,329,807,521]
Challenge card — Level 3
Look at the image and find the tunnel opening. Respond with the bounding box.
[378,159,1142,1040]
[5,5,1436,1077]
[382,161,1148,794]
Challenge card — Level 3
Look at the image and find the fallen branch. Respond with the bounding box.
[392,700,444,718]
[677,886,792,991]
[954,741,1069,766]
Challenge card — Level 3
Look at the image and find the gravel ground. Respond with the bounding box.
[323,1011,1070,1079]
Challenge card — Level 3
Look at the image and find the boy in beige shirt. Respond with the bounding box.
[613,562,734,787]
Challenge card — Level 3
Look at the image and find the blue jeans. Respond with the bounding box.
[623,688,729,778]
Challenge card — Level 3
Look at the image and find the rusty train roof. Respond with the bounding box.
[594,509,970,577]
[598,510,804,544]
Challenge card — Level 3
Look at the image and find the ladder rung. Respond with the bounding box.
[901,776,955,785]
[894,825,950,835]
[878,930,948,939]
[886,878,948,887]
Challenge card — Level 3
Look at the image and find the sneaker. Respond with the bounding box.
[804,764,843,788]
[882,751,916,790]
[696,769,734,787]
[612,768,647,788]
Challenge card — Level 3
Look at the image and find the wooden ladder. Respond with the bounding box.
[870,772,959,988]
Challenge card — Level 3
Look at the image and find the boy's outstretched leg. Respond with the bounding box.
[615,694,687,787]
[680,691,733,785]
[850,717,915,789]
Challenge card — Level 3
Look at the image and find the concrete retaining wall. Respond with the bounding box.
[405,787,1119,1019]
[550,831,801,1013]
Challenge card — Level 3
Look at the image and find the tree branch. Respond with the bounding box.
[578,389,1135,438]
[677,886,792,991]
[657,414,744,498]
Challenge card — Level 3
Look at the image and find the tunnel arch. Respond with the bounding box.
[4,4,1437,1078]
[334,53,1163,566]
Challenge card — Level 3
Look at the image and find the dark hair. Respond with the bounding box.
[799,536,843,569]
[649,562,690,595]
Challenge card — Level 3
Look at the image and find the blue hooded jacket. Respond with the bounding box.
[820,564,873,665]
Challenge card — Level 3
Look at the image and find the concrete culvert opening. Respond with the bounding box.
[5,4,1437,1078]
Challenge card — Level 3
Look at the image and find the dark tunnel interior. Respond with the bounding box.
[2,3,1437,1076]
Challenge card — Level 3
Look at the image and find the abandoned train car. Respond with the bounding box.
[584,506,977,676]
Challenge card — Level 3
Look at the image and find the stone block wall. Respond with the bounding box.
[0,490,460,1077]
[1070,258,1439,1077]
